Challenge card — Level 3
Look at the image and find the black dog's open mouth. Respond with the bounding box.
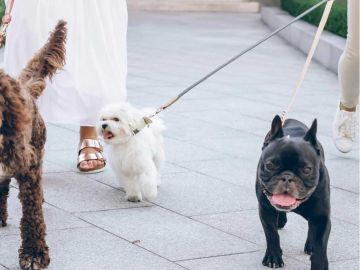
[103,131,114,140]
[263,190,307,211]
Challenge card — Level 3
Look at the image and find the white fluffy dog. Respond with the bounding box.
[98,102,165,202]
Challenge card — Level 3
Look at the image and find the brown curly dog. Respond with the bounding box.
[0,21,67,270]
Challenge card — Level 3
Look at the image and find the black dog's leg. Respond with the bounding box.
[277,212,287,229]
[0,179,11,227]
[304,221,313,255]
[308,216,331,270]
[17,169,50,270]
[259,205,284,268]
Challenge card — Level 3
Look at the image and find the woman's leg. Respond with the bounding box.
[78,127,105,170]
[339,0,359,109]
[333,0,359,153]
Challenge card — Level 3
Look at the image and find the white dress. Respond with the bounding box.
[4,0,128,126]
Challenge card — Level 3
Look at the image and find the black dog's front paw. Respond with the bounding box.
[262,251,284,268]
[311,260,328,270]
[310,254,328,270]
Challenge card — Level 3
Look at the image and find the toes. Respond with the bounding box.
[80,161,89,169]
[262,253,284,268]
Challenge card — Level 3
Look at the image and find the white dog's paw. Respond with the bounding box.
[126,194,142,202]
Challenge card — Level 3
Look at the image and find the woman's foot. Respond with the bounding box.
[333,103,357,153]
[78,127,106,173]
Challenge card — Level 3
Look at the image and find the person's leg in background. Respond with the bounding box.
[333,0,359,153]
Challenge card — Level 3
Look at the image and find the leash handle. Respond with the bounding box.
[281,0,334,124]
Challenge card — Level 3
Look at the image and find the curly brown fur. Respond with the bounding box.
[0,21,66,270]
[0,178,10,227]
[19,20,67,99]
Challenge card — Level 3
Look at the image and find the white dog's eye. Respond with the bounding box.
[101,118,106,121]
[113,117,120,122]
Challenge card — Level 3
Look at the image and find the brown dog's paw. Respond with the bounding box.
[19,247,50,270]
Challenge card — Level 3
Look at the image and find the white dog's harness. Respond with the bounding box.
[132,0,334,135]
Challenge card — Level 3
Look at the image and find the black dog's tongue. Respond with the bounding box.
[272,194,296,206]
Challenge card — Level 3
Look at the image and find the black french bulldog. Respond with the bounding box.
[256,115,331,270]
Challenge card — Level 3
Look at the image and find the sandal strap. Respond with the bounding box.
[78,139,103,154]
[77,152,106,166]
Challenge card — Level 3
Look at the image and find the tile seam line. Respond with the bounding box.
[169,162,257,190]
[72,205,153,214]
[174,249,261,262]
[0,263,9,270]
[189,208,258,218]
[0,225,92,237]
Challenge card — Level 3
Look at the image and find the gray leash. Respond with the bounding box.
[135,0,332,133]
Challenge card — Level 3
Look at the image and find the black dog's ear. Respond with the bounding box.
[262,115,284,149]
[304,119,321,154]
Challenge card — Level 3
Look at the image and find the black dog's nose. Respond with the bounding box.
[102,124,108,129]
[281,173,294,183]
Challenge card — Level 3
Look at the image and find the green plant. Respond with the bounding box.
[281,0,347,38]
[0,0,5,22]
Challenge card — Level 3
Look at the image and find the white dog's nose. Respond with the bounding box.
[102,123,108,129]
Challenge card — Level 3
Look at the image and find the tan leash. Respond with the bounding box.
[281,0,334,124]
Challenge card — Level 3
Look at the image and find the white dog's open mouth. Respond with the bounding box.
[103,131,115,140]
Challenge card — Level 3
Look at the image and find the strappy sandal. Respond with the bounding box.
[77,139,106,174]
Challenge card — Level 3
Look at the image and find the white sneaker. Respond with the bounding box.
[333,106,357,153]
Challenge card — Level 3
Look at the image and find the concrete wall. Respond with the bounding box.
[128,0,261,12]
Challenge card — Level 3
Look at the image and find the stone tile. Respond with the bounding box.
[285,215,359,263]
[193,210,359,262]
[43,149,78,172]
[192,210,265,246]
[156,171,257,216]
[183,131,263,160]
[178,251,308,270]
[76,207,259,261]
[45,125,79,151]
[42,172,151,212]
[0,228,185,270]
[327,157,359,193]
[43,161,71,174]
[165,137,229,163]
[0,187,90,236]
[331,187,359,225]
[330,259,359,270]
[177,158,257,188]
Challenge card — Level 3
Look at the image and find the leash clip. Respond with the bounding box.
[132,116,153,135]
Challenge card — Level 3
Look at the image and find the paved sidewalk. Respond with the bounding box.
[0,11,358,270]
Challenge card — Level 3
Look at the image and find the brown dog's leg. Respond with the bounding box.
[0,178,11,227]
[17,169,49,270]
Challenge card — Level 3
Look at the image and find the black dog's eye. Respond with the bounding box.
[265,161,278,171]
[113,117,120,122]
[303,166,312,174]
